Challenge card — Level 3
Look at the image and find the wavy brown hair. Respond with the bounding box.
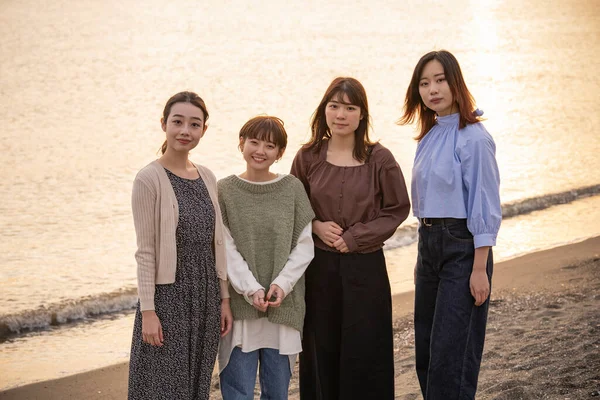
[398,50,480,141]
[160,91,209,154]
[304,77,375,162]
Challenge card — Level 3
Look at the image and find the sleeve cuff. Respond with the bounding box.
[474,233,496,248]
[219,279,230,299]
[271,277,293,298]
[139,298,155,311]
[341,231,358,253]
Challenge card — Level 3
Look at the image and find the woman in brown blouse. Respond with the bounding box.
[290,77,410,400]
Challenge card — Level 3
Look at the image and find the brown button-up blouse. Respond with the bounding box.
[290,141,410,254]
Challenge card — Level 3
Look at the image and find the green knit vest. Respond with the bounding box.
[218,174,315,332]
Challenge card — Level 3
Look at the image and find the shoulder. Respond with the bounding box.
[459,122,495,144]
[294,146,320,165]
[281,174,307,192]
[194,163,217,183]
[369,142,398,168]
[134,160,162,185]
[217,175,238,191]
[457,122,497,156]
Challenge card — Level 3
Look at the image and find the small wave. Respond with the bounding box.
[1,185,597,341]
[383,183,600,251]
[0,288,138,342]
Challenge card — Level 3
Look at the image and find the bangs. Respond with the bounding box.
[329,88,362,108]
[239,116,288,149]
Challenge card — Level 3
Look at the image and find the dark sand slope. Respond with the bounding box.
[1,237,598,400]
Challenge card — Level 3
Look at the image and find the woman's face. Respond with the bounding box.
[418,60,458,117]
[161,102,207,154]
[324,93,362,137]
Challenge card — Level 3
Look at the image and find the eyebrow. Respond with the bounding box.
[420,73,445,81]
[172,114,203,121]
[329,99,355,106]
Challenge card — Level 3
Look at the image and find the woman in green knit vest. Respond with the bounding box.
[217,116,315,400]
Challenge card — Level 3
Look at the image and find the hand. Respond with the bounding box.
[313,220,343,247]
[470,269,490,306]
[266,284,285,308]
[332,237,349,253]
[413,263,417,285]
[220,298,233,337]
[251,289,268,312]
[142,310,164,346]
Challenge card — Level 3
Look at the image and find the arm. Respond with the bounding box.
[132,175,163,345]
[223,226,264,305]
[340,163,411,252]
[269,223,314,300]
[132,177,157,312]
[460,129,502,248]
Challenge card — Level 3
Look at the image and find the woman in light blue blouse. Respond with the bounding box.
[399,50,501,400]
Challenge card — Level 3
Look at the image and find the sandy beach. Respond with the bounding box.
[1,236,598,400]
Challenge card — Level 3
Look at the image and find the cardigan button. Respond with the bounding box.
[217,239,223,245]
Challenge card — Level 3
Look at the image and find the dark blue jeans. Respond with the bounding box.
[414,219,493,400]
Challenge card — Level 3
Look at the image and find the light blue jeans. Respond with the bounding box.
[220,346,291,400]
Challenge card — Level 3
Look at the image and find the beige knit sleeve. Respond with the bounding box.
[132,176,157,311]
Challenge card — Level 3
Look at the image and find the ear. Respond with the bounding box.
[200,124,208,139]
[238,136,245,152]
[161,117,166,132]
[278,147,286,160]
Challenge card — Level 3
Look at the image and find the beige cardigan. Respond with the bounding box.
[132,160,229,311]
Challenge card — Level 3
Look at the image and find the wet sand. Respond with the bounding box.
[1,236,598,400]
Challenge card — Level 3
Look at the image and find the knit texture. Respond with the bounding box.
[218,174,315,332]
[132,160,229,311]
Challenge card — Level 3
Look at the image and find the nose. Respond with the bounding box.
[335,107,346,119]
[429,83,439,95]
[180,123,190,135]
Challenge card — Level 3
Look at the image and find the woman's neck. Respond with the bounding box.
[328,134,355,152]
[239,168,277,183]
[159,150,197,178]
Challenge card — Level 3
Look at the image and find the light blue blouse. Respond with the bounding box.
[411,113,501,248]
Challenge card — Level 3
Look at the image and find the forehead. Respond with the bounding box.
[169,102,205,120]
[328,92,353,105]
[420,59,445,78]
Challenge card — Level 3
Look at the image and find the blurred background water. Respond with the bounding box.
[1,0,599,390]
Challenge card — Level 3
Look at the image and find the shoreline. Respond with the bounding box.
[1,236,599,399]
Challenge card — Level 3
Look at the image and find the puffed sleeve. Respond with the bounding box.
[458,126,502,248]
[290,149,311,196]
[341,154,411,252]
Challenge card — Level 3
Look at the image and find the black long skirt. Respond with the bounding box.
[299,247,395,400]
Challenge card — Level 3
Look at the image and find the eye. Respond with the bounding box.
[419,82,428,87]
[192,123,202,128]
[267,144,276,149]
[172,119,182,125]
[347,106,356,111]
[328,104,338,109]
[437,77,446,83]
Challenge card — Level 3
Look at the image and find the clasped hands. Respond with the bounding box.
[313,220,349,253]
[251,284,285,312]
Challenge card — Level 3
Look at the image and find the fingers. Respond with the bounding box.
[158,325,164,345]
[267,285,284,308]
[470,283,490,306]
[252,290,268,312]
[332,237,348,253]
[220,313,233,337]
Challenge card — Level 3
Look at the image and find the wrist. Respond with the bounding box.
[221,298,230,304]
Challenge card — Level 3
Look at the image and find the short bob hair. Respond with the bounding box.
[304,77,375,162]
[160,91,209,154]
[238,115,287,157]
[398,50,480,141]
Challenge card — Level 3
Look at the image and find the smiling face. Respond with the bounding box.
[240,136,282,174]
[418,59,458,117]
[161,102,207,154]
[324,93,363,138]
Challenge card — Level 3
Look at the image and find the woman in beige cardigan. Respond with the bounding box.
[128,91,232,400]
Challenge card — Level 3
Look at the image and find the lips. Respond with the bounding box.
[430,98,442,104]
[177,139,191,144]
